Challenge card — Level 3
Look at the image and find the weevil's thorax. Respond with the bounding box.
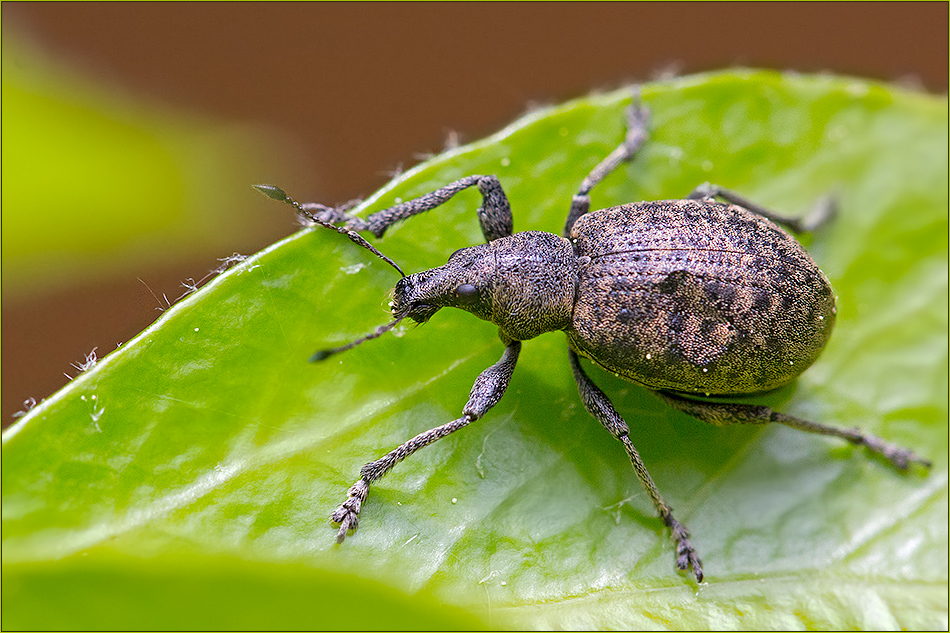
[489,231,578,340]
[392,231,577,341]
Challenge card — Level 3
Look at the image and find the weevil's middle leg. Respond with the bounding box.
[655,390,932,471]
[688,183,837,234]
[332,341,522,542]
[568,349,704,583]
[563,92,650,237]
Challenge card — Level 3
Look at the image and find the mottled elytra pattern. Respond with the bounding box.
[257,93,930,586]
[568,200,836,394]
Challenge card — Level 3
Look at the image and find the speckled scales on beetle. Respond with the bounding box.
[568,200,836,395]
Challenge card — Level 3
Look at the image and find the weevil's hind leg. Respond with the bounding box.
[655,390,932,471]
[332,342,522,542]
[568,350,704,582]
[563,92,650,237]
[687,183,837,234]
[304,175,514,243]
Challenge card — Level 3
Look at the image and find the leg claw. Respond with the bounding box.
[860,433,932,471]
[665,514,705,583]
[331,479,370,543]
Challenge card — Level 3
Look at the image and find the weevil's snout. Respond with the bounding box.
[391,273,440,323]
[391,245,495,324]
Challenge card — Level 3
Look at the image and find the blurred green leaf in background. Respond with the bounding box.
[1,33,291,300]
[3,70,947,629]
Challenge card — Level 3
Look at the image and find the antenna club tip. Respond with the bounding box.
[309,349,334,363]
[253,184,290,201]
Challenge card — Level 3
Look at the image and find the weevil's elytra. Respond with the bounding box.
[256,91,930,584]
[568,199,837,395]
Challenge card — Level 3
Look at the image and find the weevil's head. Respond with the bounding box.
[392,231,577,341]
[391,243,495,324]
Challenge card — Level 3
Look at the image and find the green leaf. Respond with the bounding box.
[0,552,484,631]
[3,70,947,630]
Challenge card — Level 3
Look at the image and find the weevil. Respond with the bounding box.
[255,94,931,583]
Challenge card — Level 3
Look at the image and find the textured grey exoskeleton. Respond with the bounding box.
[255,94,930,583]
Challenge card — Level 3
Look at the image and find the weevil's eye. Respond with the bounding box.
[456,283,478,304]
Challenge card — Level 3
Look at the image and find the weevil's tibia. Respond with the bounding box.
[687,183,838,235]
[332,341,522,543]
[655,391,933,471]
[353,175,515,243]
[568,349,705,583]
[563,90,650,237]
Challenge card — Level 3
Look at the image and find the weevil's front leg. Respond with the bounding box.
[687,183,837,234]
[568,350,704,582]
[563,93,650,237]
[655,390,932,471]
[305,175,514,243]
[332,341,522,542]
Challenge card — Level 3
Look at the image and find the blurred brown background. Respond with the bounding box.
[2,2,947,425]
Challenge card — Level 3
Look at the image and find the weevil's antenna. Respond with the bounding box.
[310,311,409,362]
[254,184,406,278]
